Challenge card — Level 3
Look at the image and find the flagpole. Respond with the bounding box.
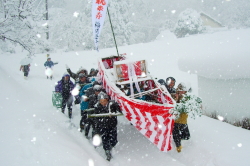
[107,7,120,57]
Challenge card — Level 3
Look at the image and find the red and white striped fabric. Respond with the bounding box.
[97,59,175,152]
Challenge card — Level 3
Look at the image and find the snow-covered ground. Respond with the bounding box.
[1,31,250,166]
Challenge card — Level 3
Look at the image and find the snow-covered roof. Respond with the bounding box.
[176,28,250,79]
[200,12,224,27]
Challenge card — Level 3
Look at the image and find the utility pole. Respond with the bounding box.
[45,0,49,40]
[44,0,50,52]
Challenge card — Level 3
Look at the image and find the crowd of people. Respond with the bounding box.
[55,65,117,161]
[19,53,197,160]
[19,55,196,159]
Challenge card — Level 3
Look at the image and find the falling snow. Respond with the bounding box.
[0,20,250,166]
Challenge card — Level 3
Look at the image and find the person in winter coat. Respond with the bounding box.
[77,73,90,88]
[84,85,103,138]
[88,68,97,77]
[44,57,54,68]
[94,92,121,161]
[165,77,177,100]
[65,65,88,83]
[44,57,55,79]
[79,82,93,131]
[166,77,176,94]
[20,64,30,79]
[172,83,191,153]
[74,73,91,105]
[78,81,100,131]
[85,81,101,97]
[55,73,75,119]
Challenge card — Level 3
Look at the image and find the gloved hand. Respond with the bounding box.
[65,64,69,69]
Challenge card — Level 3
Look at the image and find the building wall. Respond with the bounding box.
[200,15,223,28]
[198,76,250,121]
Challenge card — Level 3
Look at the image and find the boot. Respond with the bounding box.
[80,128,84,132]
[85,123,90,138]
[105,150,112,161]
[61,109,65,114]
[68,109,72,119]
[176,146,182,153]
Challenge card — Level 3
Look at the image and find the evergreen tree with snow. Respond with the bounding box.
[50,11,92,51]
[174,8,205,38]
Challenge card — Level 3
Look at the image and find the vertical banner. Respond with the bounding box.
[92,0,109,51]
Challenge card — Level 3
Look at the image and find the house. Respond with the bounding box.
[200,12,224,28]
[174,10,225,38]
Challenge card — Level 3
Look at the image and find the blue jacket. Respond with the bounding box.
[44,61,54,68]
[79,83,93,111]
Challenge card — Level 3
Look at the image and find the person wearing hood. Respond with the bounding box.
[93,92,121,161]
[65,65,88,83]
[55,73,75,119]
[172,82,191,153]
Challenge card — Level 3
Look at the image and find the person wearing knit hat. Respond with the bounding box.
[94,92,121,161]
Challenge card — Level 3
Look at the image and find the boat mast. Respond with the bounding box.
[107,7,120,57]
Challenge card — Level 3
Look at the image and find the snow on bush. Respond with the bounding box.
[172,93,203,119]
[174,8,205,38]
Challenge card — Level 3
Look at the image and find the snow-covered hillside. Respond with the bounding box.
[1,35,250,166]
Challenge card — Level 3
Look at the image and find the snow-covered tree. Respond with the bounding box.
[50,11,91,51]
[98,0,133,48]
[174,8,205,38]
[0,0,48,54]
[48,0,95,51]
